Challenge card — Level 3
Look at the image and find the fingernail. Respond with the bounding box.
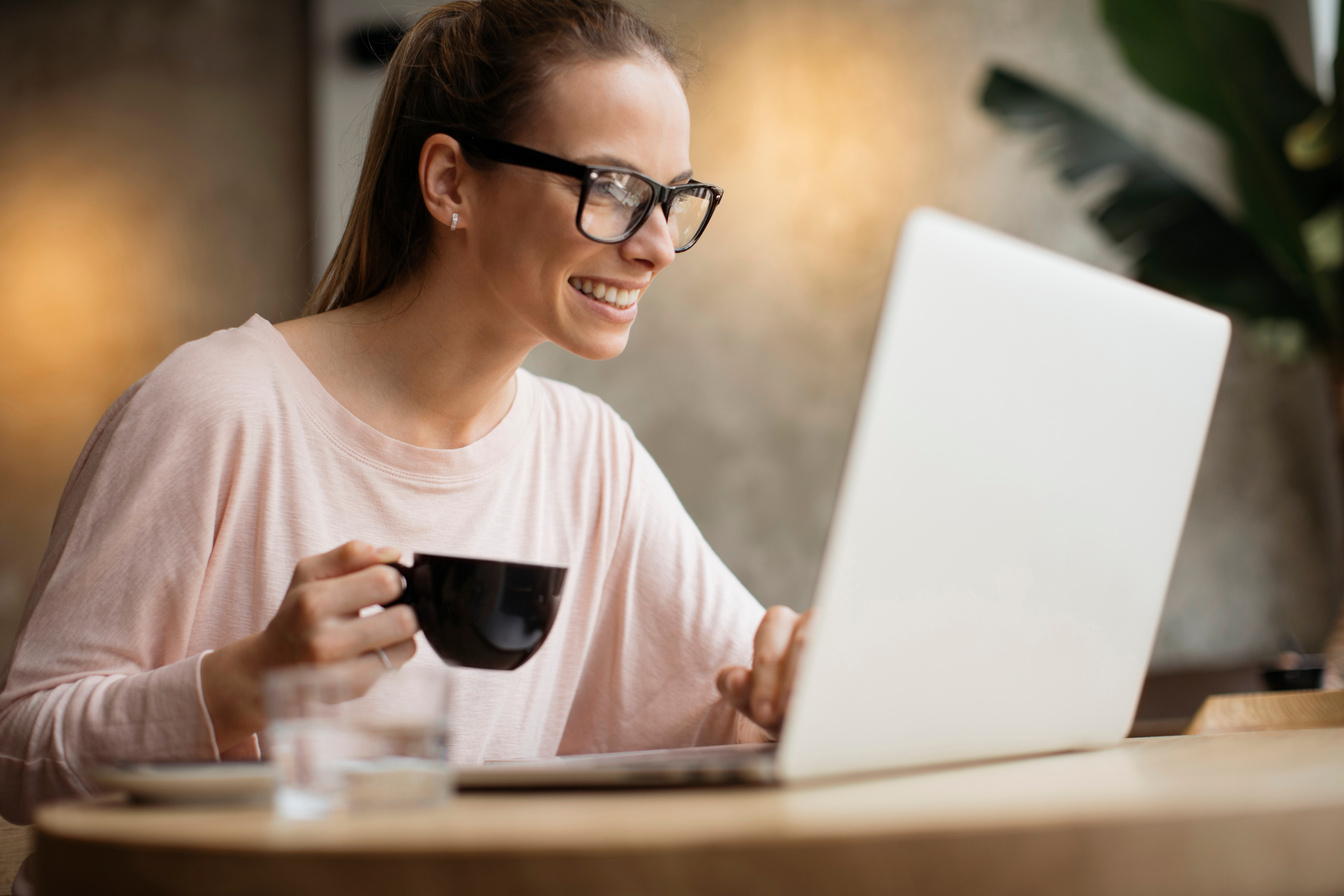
[754,699,772,722]
[375,546,402,562]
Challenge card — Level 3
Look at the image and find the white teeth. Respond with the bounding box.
[572,278,641,308]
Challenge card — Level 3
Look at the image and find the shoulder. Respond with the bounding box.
[126,316,294,429]
[525,371,636,444]
[520,372,650,495]
[82,317,297,471]
[54,318,294,510]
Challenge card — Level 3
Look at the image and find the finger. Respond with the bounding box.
[382,636,417,668]
[716,665,751,715]
[304,563,408,620]
[311,604,419,663]
[342,654,390,697]
[776,609,812,720]
[749,606,798,729]
[291,541,403,587]
[363,605,420,653]
[348,637,419,698]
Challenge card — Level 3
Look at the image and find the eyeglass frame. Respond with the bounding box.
[446,130,724,252]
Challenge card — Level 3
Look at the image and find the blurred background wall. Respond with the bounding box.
[0,0,310,664]
[1,0,1340,676]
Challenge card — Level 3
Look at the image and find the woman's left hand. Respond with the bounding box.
[716,606,812,738]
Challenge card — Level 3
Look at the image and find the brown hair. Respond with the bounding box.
[304,0,686,316]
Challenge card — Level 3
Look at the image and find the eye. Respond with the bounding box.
[592,172,645,208]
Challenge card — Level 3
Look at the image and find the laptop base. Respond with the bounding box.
[455,743,778,790]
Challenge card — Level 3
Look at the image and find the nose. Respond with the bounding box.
[619,205,677,273]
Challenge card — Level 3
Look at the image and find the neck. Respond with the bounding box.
[282,263,540,450]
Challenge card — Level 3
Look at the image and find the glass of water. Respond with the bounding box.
[264,661,454,820]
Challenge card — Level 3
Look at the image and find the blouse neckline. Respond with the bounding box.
[241,314,537,483]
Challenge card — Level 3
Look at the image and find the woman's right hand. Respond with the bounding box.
[201,541,420,753]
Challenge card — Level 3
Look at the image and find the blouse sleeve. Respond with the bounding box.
[0,366,240,824]
[558,425,767,755]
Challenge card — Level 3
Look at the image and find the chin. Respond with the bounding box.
[569,339,629,362]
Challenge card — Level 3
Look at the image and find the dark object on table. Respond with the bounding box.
[1262,652,1325,692]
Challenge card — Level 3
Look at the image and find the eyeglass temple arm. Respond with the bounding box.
[448,131,590,181]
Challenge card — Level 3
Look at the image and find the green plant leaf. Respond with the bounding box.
[1100,0,1340,334]
[981,67,1327,341]
[1335,0,1344,116]
[1285,105,1341,170]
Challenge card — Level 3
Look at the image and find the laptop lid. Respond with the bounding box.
[777,208,1230,782]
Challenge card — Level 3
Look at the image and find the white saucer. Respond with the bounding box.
[89,762,276,806]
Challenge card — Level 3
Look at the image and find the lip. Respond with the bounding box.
[570,280,640,323]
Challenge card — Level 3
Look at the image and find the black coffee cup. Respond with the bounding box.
[382,554,566,670]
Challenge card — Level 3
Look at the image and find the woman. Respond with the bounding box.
[0,0,807,825]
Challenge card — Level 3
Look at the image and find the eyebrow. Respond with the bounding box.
[585,154,694,184]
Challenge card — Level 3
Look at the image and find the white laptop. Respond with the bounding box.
[457,208,1231,789]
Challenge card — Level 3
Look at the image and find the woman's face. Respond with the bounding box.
[466,56,693,361]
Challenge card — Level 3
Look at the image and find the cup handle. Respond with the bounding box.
[381,561,413,608]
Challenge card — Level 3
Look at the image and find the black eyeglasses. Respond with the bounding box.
[449,131,723,252]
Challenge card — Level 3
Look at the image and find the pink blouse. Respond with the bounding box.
[0,316,764,823]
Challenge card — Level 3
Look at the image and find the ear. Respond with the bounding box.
[419,134,472,230]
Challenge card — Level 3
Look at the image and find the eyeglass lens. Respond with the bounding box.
[580,172,715,249]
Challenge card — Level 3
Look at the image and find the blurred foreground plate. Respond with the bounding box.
[90,762,275,806]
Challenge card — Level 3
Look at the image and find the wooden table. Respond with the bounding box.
[33,729,1344,896]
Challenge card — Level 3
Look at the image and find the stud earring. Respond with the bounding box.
[451,213,459,231]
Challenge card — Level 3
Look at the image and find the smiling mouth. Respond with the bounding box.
[569,277,641,309]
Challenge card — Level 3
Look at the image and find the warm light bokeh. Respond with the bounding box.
[692,3,932,298]
[0,134,181,469]
[0,0,310,665]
